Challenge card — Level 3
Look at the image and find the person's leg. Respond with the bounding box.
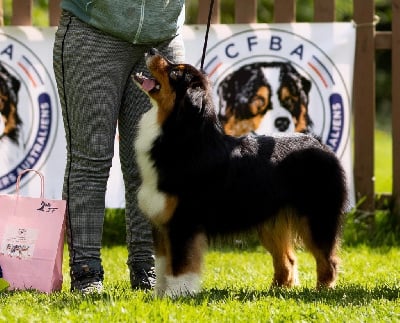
[53,11,137,292]
[118,36,185,289]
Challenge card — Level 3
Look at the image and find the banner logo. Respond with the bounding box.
[0,33,59,191]
[199,27,351,158]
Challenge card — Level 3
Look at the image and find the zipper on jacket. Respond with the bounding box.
[133,0,146,43]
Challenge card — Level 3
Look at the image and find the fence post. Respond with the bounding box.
[49,0,61,26]
[11,0,33,25]
[235,0,257,23]
[314,0,335,22]
[392,0,400,223]
[0,0,3,26]
[197,0,220,24]
[274,0,295,22]
[353,0,376,216]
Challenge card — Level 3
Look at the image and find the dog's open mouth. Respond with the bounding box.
[134,72,160,92]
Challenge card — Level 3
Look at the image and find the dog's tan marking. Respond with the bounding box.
[248,86,270,116]
[298,221,340,288]
[279,86,291,102]
[175,232,207,276]
[224,115,264,136]
[259,211,340,288]
[258,209,300,287]
[145,56,177,126]
[2,103,18,135]
[294,104,309,132]
[152,195,178,225]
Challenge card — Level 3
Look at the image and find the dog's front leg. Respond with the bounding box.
[152,226,170,297]
[164,230,207,298]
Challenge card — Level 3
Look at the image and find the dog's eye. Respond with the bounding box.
[281,97,293,109]
[170,69,183,80]
[250,96,266,109]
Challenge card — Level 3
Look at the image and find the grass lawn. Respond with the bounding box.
[1,244,399,322]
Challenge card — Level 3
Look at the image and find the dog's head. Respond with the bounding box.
[133,48,218,130]
[0,62,22,144]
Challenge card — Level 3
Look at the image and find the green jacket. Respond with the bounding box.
[61,0,185,44]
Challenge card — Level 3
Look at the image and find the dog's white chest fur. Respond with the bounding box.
[135,105,167,220]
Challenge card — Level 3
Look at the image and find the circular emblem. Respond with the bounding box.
[0,32,59,192]
[197,27,351,158]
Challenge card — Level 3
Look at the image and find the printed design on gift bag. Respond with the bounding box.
[37,200,58,213]
[0,226,38,259]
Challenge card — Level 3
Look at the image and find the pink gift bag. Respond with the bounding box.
[0,169,66,293]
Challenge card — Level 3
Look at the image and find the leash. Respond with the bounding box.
[200,0,215,72]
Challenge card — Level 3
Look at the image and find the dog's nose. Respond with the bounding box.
[275,117,290,132]
[148,48,159,56]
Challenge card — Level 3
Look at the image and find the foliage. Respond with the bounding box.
[343,208,400,247]
[103,209,126,246]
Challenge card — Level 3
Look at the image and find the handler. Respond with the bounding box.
[53,1,185,293]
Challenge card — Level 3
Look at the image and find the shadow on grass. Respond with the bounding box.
[7,283,398,310]
[182,284,400,306]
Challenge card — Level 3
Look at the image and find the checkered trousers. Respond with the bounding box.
[53,11,185,272]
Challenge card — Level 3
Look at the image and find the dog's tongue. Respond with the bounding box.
[142,78,156,91]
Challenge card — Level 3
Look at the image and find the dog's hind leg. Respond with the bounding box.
[298,217,340,288]
[164,229,207,297]
[258,209,299,287]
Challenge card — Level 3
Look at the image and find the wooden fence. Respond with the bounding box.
[1,0,399,222]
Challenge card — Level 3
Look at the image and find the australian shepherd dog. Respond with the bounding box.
[133,48,347,297]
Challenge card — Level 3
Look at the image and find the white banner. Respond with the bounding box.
[0,24,355,207]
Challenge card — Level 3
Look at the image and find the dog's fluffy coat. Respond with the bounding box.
[133,49,347,297]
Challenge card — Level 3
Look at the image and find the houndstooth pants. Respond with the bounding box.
[53,11,185,276]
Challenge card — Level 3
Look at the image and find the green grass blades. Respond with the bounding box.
[0,245,399,322]
[0,278,9,292]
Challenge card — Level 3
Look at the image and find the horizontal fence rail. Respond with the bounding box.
[1,0,399,222]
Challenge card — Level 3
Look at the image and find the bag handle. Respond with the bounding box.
[16,169,45,199]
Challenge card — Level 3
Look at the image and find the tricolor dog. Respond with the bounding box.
[133,48,347,297]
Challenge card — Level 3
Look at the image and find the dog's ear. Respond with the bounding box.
[184,87,204,111]
[301,76,311,94]
[0,62,20,103]
[11,77,20,95]
[169,69,184,81]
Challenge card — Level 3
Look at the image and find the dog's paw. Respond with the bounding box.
[163,273,201,298]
